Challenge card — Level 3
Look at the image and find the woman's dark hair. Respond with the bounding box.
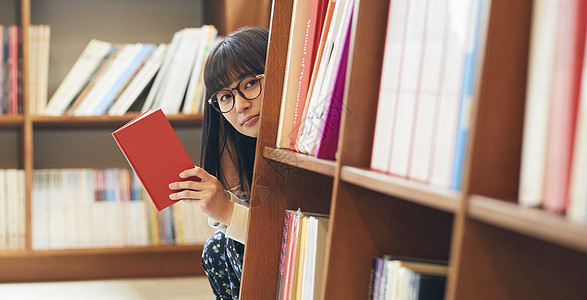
[201,27,268,198]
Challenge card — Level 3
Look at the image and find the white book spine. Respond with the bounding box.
[370,0,408,173]
[389,0,428,177]
[408,0,449,182]
[518,0,558,207]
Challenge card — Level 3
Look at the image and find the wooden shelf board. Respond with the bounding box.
[0,244,202,257]
[31,113,204,129]
[340,166,461,213]
[0,244,204,282]
[468,195,587,253]
[0,115,25,128]
[263,147,337,177]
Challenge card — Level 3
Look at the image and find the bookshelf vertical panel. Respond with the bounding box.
[454,218,587,299]
[241,0,293,298]
[337,0,390,169]
[467,0,532,201]
[323,183,453,300]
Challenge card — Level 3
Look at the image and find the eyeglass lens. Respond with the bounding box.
[213,75,262,113]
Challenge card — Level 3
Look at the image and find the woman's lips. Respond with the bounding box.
[241,114,260,126]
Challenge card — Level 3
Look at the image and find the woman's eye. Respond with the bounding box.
[245,79,259,89]
[219,93,233,102]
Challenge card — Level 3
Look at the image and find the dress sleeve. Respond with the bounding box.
[207,191,249,244]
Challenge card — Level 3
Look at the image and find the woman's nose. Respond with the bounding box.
[234,93,251,113]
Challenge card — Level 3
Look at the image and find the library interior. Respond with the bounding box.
[1,0,587,299]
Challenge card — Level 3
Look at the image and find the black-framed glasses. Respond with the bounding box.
[207,74,265,113]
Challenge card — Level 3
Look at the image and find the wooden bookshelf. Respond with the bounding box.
[263,147,337,177]
[239,0,587,299]
[0,0,270,283]
[0,245,204,282]
[32,113,204,129]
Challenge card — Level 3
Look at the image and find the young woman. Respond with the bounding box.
[168,27,269,299]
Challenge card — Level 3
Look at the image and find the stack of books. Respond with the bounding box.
[277,209,330,300]
[31,168,214,250]
[0,169,25,251]
[275,0,354,160]
[44,25,218,116]
[370,0,487,191]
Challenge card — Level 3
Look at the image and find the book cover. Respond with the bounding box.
[112,108,199,211]
[293,1,336,152]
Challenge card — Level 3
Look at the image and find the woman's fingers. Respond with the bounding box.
[179,166,210,181]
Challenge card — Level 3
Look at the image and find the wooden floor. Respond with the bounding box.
[0,276,214,300]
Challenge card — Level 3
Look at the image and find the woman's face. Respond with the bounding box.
[220,75,264,138]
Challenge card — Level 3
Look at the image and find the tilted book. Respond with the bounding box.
[112,109,199,211]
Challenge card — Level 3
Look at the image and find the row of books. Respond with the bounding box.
[519,0,587,220]
[31,168,215,250]
[276,0,355,160]
[0,169,25,251]
[0,25,23,116]
[277,209,330,300]
[368,256,448,300]
[370,0,487,191]
[44,25,218,117]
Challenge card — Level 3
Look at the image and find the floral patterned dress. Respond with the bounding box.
[202,230,245,299]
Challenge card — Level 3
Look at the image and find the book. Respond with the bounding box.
[276,0,312,150]
[408,0,449,183]
[370,0,409,173]
[112,109,199,211]
[44,40,113,116]
[542,0,587,213]
[290,0,330,151]
[293,1,336,152]
[568,30,587,223]
[428,0,478,188]
[277,210,295,300]
[296,0,348,154]
[388,0,428,177]
[108,43,168,116]
[312,8,352,160]
[297,0,354,155]
[300,214,329,300]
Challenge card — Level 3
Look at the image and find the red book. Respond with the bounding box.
[112,109,199,211]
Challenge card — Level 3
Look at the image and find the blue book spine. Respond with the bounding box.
[451,0,484,191]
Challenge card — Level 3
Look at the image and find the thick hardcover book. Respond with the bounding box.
[112,109,199,211]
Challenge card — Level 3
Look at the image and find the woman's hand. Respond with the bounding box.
[169,166,234,225]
